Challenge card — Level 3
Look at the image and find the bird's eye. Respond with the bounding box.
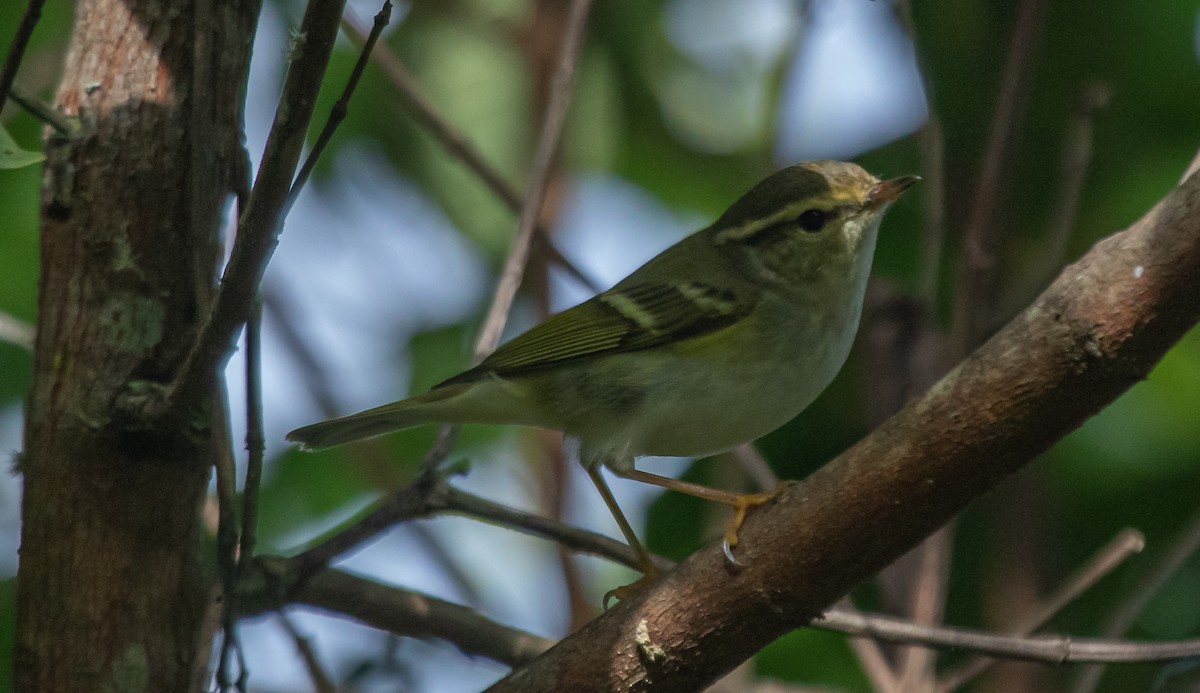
[798,209,827,233]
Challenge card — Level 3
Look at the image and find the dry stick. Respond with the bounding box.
[7,84,75,136]
[261,287,486,604]
[1008,81,1111,320]
[835,598,902,693]
[893,0,948,310]
[285,0,392,214]
[339,17,599,294]
[212,380,246,691]
[951,0,1049,352]
[1041,83,1112,274]
[937,528,1145,692]
[441,484,672,572]
[248,564,1200,673]
[482,164,1200,691]
[288,570,556,666]
[255,480,1189,671]
[161,0,348,421]
[413,0,592,477]
[733,444,779,492]
[1072,509,1200,693]
[896,524,955,691]
[818,609,1200,665]
[260,284,340,415]
[0,0,44,112]
[901,2,1048,688]
[239,298,265,567]
[283,465,669,586]
[865,8,948,692]
[278,612,337,693]
[470,0,592,362]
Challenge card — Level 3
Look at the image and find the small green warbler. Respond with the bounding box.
[288,160,917,582]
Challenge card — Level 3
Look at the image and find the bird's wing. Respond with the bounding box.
[439,281,753,385]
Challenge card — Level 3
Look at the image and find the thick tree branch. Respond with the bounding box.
[484,167,1200,691]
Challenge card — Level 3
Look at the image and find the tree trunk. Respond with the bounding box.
[15,0,258,689]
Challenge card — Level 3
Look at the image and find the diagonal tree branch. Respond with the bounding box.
[483,163,1200,691]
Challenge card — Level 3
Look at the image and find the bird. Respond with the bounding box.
[288,160,918,596]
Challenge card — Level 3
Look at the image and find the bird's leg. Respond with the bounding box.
[613,467,781,564]
[582,464,662,607]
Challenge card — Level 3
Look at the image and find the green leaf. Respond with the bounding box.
[0,124,44,170]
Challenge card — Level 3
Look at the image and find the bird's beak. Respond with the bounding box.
[867,175,921,210]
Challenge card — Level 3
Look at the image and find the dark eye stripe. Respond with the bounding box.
[799,209,827,232]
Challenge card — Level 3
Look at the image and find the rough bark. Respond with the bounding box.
[15,0,257,689]
[486,170,1200,691]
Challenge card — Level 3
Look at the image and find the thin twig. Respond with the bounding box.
[950,0,1049,353]
[471,0,593,363]
[896,525,954,691]
[1072,509,1200,693]
[8,84,76,136]
[212,379,244,692]
[339,17,599,293]
[892,0,947,310]
[412,0,593,477]
[285,468,671,585]
[287,569,555,666]
[937,528,1145,692]
[0,0,44,112]
[1041,82,1112,271]
[239,297,265,567]
[286,471,448,584]
[819,609,1200,665]
[157,0,348,422]
[250,567,1200,674]
[835,599,901,693]
[733,444,779,492]
[406,523,484,606]
[285,0,393,214]
[278,611,337,693]
[441,484,671,571]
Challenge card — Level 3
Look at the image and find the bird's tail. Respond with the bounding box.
[286,384,474,450]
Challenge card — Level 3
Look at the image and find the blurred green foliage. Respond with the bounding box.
[2,0,1199,691]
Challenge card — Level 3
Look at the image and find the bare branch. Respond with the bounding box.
[818,609,1200,665]
[278,611,337,693]
[279,569,556,667]
[482,163,1200,691]
[239,298,265,566]
[471,0,593,363]
[0,0,44,111]
[892,0,948,309]
[834,599,900,693]
[7,84,76,136]
[286,0,393,213]
[937,528,1145,692]
[339,16,599,293]
[285,469,670,586]
[1072,509,1200,693]
[1042,83,1112,273]
[951,0,1049,352]
[160,0,348,420]
[212,379,245,691]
